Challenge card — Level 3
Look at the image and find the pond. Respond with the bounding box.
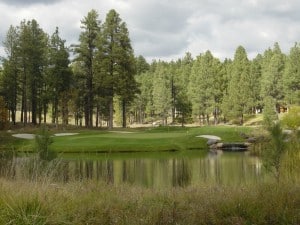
[56,150,264,187]
[1,150,265,187]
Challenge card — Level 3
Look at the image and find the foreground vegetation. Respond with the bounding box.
[0,179,298,225]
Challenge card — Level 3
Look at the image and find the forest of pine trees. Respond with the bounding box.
[0,9,299,128]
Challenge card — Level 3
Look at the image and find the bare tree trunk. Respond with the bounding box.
[122,100,126,128]
[108,97,113,129]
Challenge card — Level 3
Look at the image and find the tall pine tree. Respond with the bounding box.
[74,9,101,128]
[283,43,300,105]
[96,9,137,128]
[224,46,251,124]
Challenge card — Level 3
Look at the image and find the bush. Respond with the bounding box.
[34,126,56,161]
[281,106,300,130]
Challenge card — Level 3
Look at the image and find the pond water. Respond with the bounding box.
[1,150,265,187]
[56,150,264,187]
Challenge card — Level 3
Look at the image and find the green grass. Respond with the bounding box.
[5,125,253,153]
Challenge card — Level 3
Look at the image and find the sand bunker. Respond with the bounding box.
[54,133,79,136]
[108,131,136,134]
[196,135,221,140]
[12,134,35,139]
[12,133,79,139]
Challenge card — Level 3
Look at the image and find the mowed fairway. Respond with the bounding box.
[12,126,252,153]
[51,129,197,152]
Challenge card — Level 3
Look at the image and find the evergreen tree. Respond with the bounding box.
[133,70,154,123]
[135,55,150,75]
[152,62,172,125]
[115,22,138,128]
[249,54,263,113]
[96,9,138,128]
[1,25,19,124]
[188,51,222,124]
[224,46,251,124]
[261,43,285,109]
[48,27,73,126]
[74,9,101,128]
[18,20,48,125]
[283,43,300,105]
[220,58,232,122]
[174,53,193,125]
[131,55,150,123]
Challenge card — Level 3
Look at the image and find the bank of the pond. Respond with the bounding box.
[0,179,299,225]
[7,126,253,153]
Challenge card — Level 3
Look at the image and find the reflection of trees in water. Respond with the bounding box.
[106,160,114,184]
[172,158,191,187]
[0,153,266,187]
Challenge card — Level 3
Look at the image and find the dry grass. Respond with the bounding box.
[0,179,299,225]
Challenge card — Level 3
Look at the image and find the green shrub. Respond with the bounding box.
[281,106,300,130]
[35,125,56,161]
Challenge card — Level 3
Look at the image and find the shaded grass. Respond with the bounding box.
[5,125,253,153]
[0,179,299,225]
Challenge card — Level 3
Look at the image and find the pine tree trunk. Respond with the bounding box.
[108,97,113,129]
[122,100,126,128]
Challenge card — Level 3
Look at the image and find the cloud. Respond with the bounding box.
[1,0,300,62]
[0,0,63,6]
[122,0,192,59]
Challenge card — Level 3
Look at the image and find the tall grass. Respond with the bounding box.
[0,179,298,225]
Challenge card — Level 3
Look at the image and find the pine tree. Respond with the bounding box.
[220,58,232,122]
[225,46,251,124]
[261,43,285,109]
[18,20,48,125]
[48,27,73,126]
[74,9,101,128]
[249,54,263,113]
[188,51,222,124]
[152,62,172,125]
[96,9,138,128]
[175,52,194,126]
[173,53,193,125]
[283,43,300,105]
[1,25,19,124]
[135,55,150,75]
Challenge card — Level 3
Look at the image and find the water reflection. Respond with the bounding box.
[0,151,263,187]
[60,151,263,187]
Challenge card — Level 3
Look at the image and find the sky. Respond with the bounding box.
[0,0,300,62]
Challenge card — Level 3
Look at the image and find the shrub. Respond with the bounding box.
[281,105,300,130]
[34,125,56,161]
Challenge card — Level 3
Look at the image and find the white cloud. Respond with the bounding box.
[1,0,300,61]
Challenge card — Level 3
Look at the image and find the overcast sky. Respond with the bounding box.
[0,0,300,61]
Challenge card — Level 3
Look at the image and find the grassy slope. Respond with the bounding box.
[9,125,252,153]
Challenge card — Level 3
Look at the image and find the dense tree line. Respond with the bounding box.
[132,43,300,126]
[0,9,299,128]
[0,9,137,128]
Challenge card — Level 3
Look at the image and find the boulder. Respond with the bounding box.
[247,137,257,143]
[207,139,219,146]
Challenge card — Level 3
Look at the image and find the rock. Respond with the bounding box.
[216,143,224,148]
[247,137,257,143]
[207,139,219,146]
[240,132,249,139]
[209,144,218,149]
[244,142,252,147]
